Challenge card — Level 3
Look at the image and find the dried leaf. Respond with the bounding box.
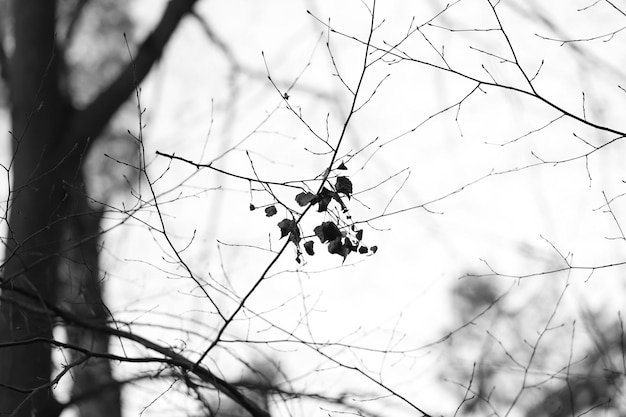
[313,221,342,243]
[335,176,353,198]
[327,237,351,258]
[265,205,277,217]
[317,187,340,212]
[304,240,315,256]
[277,219,296,239]
[295,191,317,207]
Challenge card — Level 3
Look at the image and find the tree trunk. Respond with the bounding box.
[0,1,67,416]
[57,176,121,417]
[0,1,199,416]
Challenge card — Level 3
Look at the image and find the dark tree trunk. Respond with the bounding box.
[0,1,199,416]
[0,1,67,415]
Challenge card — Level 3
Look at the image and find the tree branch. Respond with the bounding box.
[64,0,90,45]
[0,289,271,417]
[66,0,199,149]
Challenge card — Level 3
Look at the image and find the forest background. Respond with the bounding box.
[1,1,626,416]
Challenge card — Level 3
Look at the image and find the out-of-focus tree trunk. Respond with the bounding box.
[0,1,69,415]
[0,1,199,416]
[57,180,120,417]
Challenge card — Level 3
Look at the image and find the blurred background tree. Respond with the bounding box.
[0,1,197,416]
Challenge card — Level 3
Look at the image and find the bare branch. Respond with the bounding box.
[66,0,199,150]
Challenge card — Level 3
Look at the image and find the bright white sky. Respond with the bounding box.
[28,0,626,416]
